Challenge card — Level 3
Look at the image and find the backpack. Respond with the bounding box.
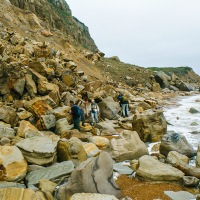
[122,95,129,102]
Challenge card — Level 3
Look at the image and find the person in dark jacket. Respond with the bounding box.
[70,100,81,131]
[117,92,129,117]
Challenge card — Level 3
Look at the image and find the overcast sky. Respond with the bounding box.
[67,0,200,75]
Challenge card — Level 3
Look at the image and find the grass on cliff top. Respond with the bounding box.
[147,66,192,76]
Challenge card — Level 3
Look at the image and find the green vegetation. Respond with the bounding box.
[147,67,192,76]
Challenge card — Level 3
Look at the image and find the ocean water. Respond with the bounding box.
[163,94,200,150]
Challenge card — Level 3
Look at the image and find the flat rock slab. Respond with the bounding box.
[113,162,133,175]
[0,182,26,189]
[26,161,74,186]
[0,188,37,200]
[164,191,195,200]
[71,193,119,200]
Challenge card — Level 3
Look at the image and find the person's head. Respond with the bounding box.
[91,99,95,103]
[69,100,74,107]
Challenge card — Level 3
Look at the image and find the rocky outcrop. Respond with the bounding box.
[9,0,98,52]
[57,151,121,199]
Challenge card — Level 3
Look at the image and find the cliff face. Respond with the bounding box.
[9,0,98,52]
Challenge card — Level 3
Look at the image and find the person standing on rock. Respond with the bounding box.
[90,99,99,126]
[70,100,81,131]
[117,92,129,117]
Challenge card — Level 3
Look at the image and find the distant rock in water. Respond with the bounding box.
[189,107,199,114]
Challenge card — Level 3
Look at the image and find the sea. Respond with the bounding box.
[163,94,200,151]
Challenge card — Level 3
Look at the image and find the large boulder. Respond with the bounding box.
[136,155,184,181]
[98,96,119,120]
[108,130,148,162]
[96,120,119,136]
[176,81,193,91]
[16,136,59,165]
[0,146,28,182]
[159,132,196,158]
[25,161,74,186]
[57,137,87,162]
[57,151,122,200]
[132,109,167,142]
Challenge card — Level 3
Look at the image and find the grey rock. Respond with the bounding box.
[0,182,26,189]
[182,176,199,187]
[26,161,74,186]
[164,191,195,200]
[57,151,122,200]
[0,127,15,138]
[160,131,196,158]
[113,162,133,175]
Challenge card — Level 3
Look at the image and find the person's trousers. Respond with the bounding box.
[91,112,98,123]
[73,117,81,131]
[121,104,129,117]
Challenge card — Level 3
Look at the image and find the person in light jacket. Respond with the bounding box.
[90,99,99,125]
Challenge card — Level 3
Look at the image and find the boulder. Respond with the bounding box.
[57,137,87,162]
[25,74,37,97]
[89,136,110,149]
[0,188,39,200]
[182,176,199,187]
[57,151,121,199]
[189,107,199,114]
[17,120,38,138]
[25,161,74,186]
[132,109,167,142]
[155,71,171,88]
[24,96,56,116]
[177,81,193,91]
[98,96,120,120]
[0,126,15,138]
[136,155,184,181]
[17,110,32,120]
[38,114,56,130]
[108,130,148,162]
[56,118,71,135]
[53,106,71,120]
[83,143,101,158]
[0,146,28,181]
[0,106,19,127]
[96,121,119,136]
[16,136,59,165]
[167,151,189,164]
[29,61,54,77]
[152,83,161,92]
[12,78,25,96]
[160,132,196,158]
[39,179,57,194]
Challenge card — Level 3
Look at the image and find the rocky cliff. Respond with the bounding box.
[9,0,98,52]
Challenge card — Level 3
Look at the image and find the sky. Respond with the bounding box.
[67,0,200,75]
